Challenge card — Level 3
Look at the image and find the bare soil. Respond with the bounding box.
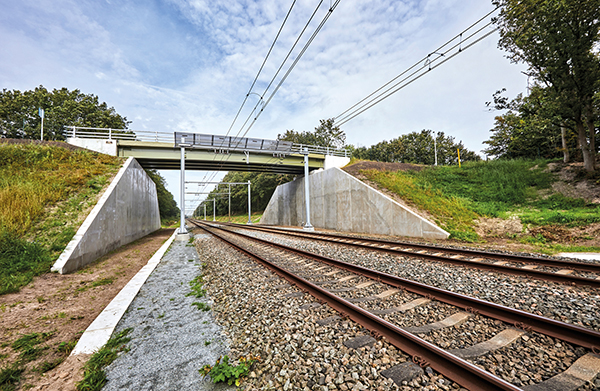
[342,160,600,253]
[0,228,174,391]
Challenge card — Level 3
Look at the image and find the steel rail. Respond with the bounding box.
[193,220,600,351]
[191,221,522,391]
[215,222,600,288]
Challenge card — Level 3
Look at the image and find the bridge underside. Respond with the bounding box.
[117,141,323,175]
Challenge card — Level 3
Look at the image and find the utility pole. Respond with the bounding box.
[213,198,216,221]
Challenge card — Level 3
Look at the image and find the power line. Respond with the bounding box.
[234,0,341,142]
[224,0,298,138]
[202,0,342,186]
[334,6,500,126]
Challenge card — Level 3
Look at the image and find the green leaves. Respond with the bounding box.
[0,86,130,140]
[199,354,260,386]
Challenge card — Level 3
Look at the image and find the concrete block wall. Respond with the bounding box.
[261,167,449,240]
[52,157,161,274]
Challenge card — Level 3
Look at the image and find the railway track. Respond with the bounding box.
[189,219,600,391]
[213,221,600,288]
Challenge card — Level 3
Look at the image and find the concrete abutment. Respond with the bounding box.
[260,167,449,240]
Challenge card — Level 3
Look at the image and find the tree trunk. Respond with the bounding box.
[576,119,595,173]
[560,124,570,163]
[584,107,596,172]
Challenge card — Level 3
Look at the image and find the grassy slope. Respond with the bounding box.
[360,159,600,252]
[0,142,122,295]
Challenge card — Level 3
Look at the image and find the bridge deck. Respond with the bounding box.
[117,140,324,174]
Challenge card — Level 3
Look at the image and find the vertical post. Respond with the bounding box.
[228,184,231,222]
[303,148,314,231]
[73,126,76,138]
[204,204,206,220]
[39,108,44,140]
[109,128,112,140]
[434,135,437,166]
[213,198,216,221]
[457,148,461,168]
[247,180,252,224]
[179,136,187,234]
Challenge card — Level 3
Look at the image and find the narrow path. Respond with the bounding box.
[102,233,234,391]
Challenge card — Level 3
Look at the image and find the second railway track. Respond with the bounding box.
[189,219,600,391]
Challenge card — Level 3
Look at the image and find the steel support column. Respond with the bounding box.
[247,180,252,225]
[179,138,188,234]
[303,148,314,231]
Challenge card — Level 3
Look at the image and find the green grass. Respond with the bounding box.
[194,212,263,224]
[0,142,122,295]
[76,328,132,391]
[0,364,23,391]
[361,159,600,244]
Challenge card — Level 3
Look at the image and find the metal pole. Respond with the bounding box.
[228,184,231,222]
[434,135,438,166]
[41,116,44,140]
[204,204,206,220]
[213,198,216,221]
[303,148,314,231]
[179,137,187,234]
[247,180,252,224]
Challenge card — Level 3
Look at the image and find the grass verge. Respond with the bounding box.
[361,159,600,246]
[76,328,132,391]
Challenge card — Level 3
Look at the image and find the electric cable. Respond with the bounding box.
[334,6,500,126]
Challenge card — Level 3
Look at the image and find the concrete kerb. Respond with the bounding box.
[71,230,178,356]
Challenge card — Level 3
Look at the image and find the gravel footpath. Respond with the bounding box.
[102,233,234,391]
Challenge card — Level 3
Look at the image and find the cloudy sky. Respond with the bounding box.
[1,0,527,211]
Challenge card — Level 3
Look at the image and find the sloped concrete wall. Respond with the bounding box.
[261,167,449,239]
[52,157,161,274]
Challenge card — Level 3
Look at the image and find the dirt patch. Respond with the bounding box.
[547,162,600,203]
[342,160,425,177]
[0,228,174,391]
[474,217,524,238]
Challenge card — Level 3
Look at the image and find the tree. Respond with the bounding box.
[278,118,346,148]
[351,130,480,165]
[493,0,600,172]
[483,87,574,159]
[0,86,130,140]
[144,169,179,223]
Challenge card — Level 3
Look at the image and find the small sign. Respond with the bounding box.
[38,108,44,119]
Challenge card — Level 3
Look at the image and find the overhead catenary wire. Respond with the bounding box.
[336,27,499,126]
[334,6,501,127]
[195,0,342,194]
[224,0,298,139]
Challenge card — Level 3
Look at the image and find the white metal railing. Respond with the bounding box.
[63,126,349,157]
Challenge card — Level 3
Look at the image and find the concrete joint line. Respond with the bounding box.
[70,230,177,355]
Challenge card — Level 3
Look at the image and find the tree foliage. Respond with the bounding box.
[277,118,346,148]
[0,86,130,140]
[493,0,600,171]
[351,130,480,165]
[144,169,179,222]
[483,87,578,159]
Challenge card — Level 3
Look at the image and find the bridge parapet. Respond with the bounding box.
[64,127,349,158]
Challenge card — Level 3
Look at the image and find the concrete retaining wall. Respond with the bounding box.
[260,167,449,239]
[52,157,161,274]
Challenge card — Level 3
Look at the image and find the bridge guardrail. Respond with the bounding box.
[63,127,349,157]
